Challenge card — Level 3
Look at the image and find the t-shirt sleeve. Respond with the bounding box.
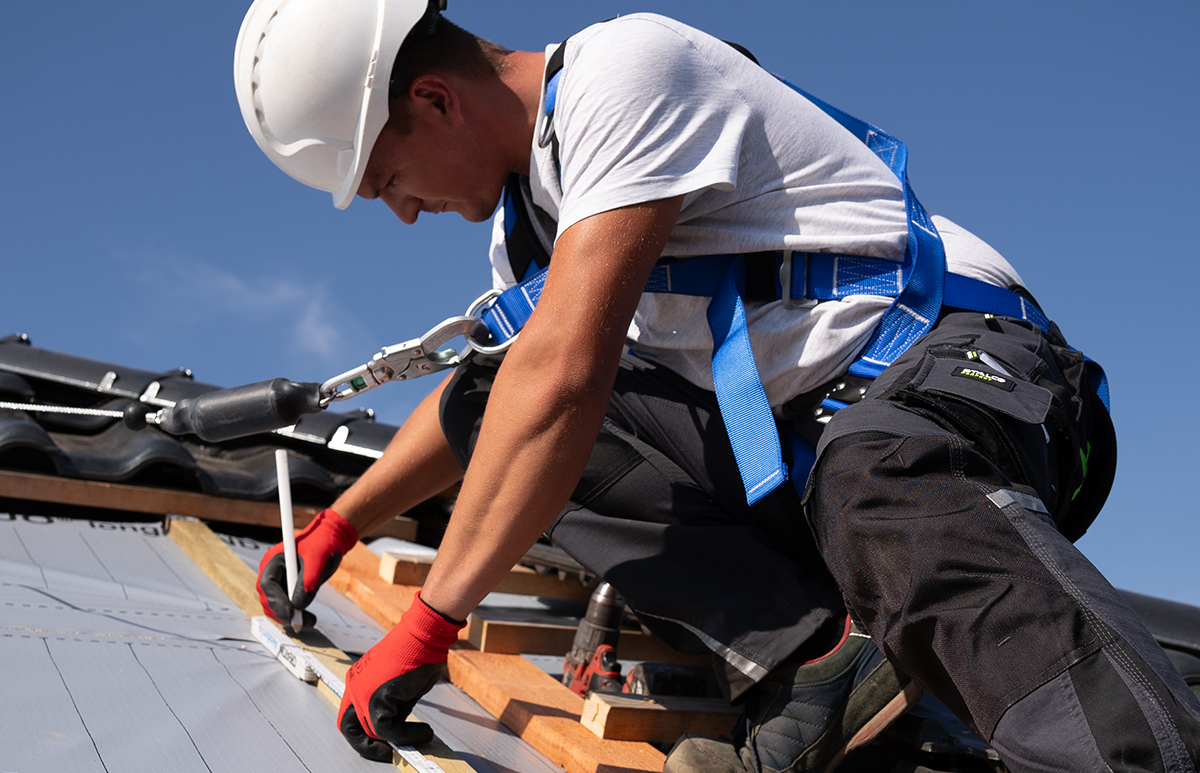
[552,17,754,235]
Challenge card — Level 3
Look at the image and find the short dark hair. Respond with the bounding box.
[387,18,509,134]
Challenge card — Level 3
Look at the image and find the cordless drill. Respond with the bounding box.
[562,582,625,696]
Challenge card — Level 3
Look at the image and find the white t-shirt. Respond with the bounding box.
[489,13,1023,405]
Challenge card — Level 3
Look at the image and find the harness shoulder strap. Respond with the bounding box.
[502,174,552,283]
[483,36,1108,507]
[538,40,567,175]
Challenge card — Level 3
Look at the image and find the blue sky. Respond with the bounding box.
[3,2,1198,604]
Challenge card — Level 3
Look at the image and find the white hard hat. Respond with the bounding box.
[234,0,444,209]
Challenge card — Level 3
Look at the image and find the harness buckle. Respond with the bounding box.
[779,252,818,309]
[536,111,555,150]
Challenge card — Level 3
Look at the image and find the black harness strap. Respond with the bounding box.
[543,40,567,177]
[502,174,552,283]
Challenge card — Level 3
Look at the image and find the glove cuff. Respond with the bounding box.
[371,591,465,671]
[418,593,467,627]
[305,508,359,553]
[406,591,466,651]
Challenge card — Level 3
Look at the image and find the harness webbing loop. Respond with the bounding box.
[708,266,789,501]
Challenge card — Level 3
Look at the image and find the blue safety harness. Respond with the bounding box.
[479,43,1108,506]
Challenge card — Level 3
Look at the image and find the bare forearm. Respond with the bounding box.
[331,375,463,537]
[421,338,614,619]
[419,197,683,621]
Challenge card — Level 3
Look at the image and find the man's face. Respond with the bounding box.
[355,108,505,225]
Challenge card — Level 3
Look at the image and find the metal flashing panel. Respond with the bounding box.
[0,511,559,773]
[0,512,386,772]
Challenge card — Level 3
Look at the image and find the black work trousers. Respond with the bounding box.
[439,311,1200,770]
[807,312,1200,771]
[440,349,842,701]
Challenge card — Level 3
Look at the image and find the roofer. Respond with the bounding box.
[236,1,1200,770]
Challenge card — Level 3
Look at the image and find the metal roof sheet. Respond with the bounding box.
[0,508,559,773]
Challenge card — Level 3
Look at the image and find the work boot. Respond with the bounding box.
[664,621,922,773]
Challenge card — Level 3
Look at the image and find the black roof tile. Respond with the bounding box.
[0,336,400,506]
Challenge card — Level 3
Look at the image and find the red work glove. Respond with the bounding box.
[338,592,466,761]
[256,508,358,628]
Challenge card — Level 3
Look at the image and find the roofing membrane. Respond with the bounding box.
[0,510,558,773]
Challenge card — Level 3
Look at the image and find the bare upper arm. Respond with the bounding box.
[515,195,686,370]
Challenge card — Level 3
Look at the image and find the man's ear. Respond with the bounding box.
[408,75,464,127]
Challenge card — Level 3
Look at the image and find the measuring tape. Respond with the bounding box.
[250,616,447,773]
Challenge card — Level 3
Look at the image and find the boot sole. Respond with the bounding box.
[821,680,925,773]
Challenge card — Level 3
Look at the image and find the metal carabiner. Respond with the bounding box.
[418,315,488,358]
[317,316,490,405]
[318,358,394,405]
[463,288,514,355]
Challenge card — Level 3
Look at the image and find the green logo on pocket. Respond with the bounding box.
[952,366,1015,391]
